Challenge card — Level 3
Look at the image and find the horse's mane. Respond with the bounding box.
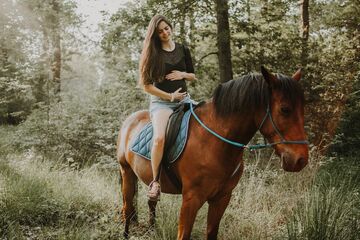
[212,73,304,116]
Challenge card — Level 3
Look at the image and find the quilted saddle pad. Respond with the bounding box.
[130,110,192,164]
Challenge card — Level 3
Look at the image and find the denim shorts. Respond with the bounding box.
[149,95,196,119]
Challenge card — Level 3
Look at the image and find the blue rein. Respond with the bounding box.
[189,102,309,151]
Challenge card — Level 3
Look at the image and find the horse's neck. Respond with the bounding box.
[195,101,258,144]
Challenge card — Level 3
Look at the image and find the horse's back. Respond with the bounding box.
[121,110,150,131]
[117,110,150,162]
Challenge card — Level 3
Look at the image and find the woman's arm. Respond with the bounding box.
[143,84,171,100]
[165,71,196,81]
[143,84,186,101]
[182,72,196,81]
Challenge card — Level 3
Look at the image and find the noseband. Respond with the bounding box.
[189,102,309,151]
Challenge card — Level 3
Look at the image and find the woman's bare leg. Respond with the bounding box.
[148,108,173,200]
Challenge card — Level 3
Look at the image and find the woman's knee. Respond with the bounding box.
[151,109,172,147]
[153,135,165,147]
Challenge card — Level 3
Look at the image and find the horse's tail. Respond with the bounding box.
[117,113,144,224]
[116,127,125,219]
[116,124,125,165]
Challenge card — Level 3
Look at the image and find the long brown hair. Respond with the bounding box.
[139,15,172,86]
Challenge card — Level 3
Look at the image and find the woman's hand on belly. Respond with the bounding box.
[165,70,185,81]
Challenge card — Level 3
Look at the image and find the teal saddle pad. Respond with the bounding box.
[130,110,192,163]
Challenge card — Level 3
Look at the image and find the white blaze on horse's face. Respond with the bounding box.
[261,66,309,172]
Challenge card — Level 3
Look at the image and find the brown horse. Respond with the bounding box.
[116,66,309,239]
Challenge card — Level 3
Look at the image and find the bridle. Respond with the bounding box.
[189,102,309,150]
[189,102,309,177]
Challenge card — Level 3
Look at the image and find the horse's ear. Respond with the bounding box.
[292,69,302,82]
[261,66,277,87]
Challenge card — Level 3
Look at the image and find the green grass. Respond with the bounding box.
[0,137,358,239]
[287,156,360,240]
[0,162,60,227]
[0,153,122,239]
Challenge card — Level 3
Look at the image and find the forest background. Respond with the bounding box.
[0,0,359,239]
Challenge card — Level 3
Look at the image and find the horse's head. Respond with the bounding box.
[260,66,309,172]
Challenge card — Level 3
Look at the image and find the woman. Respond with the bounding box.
[139,15,196,201]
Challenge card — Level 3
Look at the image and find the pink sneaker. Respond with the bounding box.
[147,181,161,201]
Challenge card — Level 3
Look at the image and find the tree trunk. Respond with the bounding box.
[215,0,233,83]
[300,0,312,100]
[245,0,251,72]
[300,0,309,69]
[33,30,49,104]
[188,4,195,52]
[179,0,187,44]
[51,0,61,101]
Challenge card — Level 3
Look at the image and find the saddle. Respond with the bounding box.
[163,102,191,164]
[130,102,204,190]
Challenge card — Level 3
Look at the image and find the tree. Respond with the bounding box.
[215,0,233,82]
[330,72,360,156]
[0,0,34,124]
[20,0,80,102]
[50,0,62,101]
[0,0,82,124]
[303,0,359,148]
[300,0,310,90]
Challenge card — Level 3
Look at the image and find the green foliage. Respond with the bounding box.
[12,75,146,166]
[0,0,81,124]
[0,2,34,124]
[302,0,360,145]
[230,0,302,75]
[0,71,33,124]
[330,72,360,155]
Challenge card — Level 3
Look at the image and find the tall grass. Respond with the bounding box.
[287,156,360,240]
[1,141,358,239]
[0,160,60,227]
[0,152,122,239]
[216,150,319,239]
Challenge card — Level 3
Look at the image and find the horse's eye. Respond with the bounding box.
[281,106,291,115]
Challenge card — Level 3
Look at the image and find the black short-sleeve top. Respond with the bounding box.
[152,42,194,100]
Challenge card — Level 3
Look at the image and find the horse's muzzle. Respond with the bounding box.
[281,151,308,172]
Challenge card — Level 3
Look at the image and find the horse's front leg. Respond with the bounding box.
[206,193,232,240]
[177,192,206,240]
